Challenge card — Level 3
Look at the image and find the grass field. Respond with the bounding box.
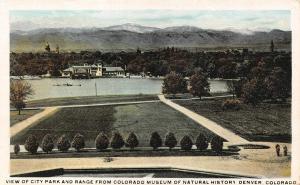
[10,109,43,126]
[11,102,218,148]
[174,99,291,143]
[26,94,158,107]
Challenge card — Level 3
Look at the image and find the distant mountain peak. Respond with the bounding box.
[10,24,291,52]
[223,27,255,35]
[162,26,202,32]
[103,23,161,33]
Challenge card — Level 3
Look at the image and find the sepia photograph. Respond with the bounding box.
[1,0,299,183]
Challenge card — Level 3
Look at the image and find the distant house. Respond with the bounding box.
[102,67,125,77]
[61,64,125,79]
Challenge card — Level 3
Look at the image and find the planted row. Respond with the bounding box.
[14,132,223,155]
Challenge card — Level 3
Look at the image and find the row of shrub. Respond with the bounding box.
[14,132,224,155]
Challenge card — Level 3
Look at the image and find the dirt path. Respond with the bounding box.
[10,107,59,137]
[158,95,249,144]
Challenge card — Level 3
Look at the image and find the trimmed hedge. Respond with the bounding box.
[24,135,39,154]
[95,132,109,151]
[57,135,71,152]
[195,134,208,150]
[111,132,125,149]
[14,144,20,155]
[180,135,193,150]
[126,132,139,150]
[71,133,85,152]
[211,136,223,153]
[165,132,177,149]
[41,134,54,153]
[150,132,162,150]
[21,131,225,154]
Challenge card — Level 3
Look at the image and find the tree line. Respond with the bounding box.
[10,48,291,80]
[13,132,224,155]
[163,57,291,105]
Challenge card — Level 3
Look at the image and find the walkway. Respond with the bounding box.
[21,100,160,110]
[10,107,59,137]
[158,95,249,144]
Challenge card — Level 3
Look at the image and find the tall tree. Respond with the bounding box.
[189,70,210,99]
[241,78,266,106]
[264,67,289,101]
[162,72,187,95]
[10,80,33,115]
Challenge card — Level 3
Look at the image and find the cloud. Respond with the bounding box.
[10,10,291,31]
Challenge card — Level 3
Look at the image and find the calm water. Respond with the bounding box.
[26,78,228,100]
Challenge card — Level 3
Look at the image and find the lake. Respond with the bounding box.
[26,78,229,100]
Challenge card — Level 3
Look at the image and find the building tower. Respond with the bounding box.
[270,40,274,52]
[55,45,60,54]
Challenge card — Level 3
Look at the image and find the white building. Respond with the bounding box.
[61,64,125,79]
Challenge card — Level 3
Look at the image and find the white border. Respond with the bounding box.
[1,0,300,182]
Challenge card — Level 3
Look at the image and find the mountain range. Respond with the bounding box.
[10,23,291,52]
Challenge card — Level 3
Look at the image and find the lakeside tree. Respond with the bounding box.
[10,64,25,77]
[226,80,242,98]
[41,134,54,153]
[95,132,109,151]
[126,132,139,150]
[189,70,210,99]
[217,61,237,79]
[57,135,71,152]
[180,135,193,151]
[264,67,289,101]
[231,78,247,98]
[195,134,208,150]
[111,132,125,149]
[10,80,33,115]
[226,80,235,98]
[71,133,85,152]
[241,78,266,106]
[162,72,187,95]
[165,132,177,150]
[24,135,39,154]
[150,132,162,150]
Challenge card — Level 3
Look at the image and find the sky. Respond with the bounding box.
[10,10,291,31]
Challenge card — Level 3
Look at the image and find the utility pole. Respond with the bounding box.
[95,81,97,96]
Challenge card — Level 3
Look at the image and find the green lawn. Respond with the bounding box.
[10,109,43,126]
[174,99,291,143]
[11,102,218,148]
[26,94,158,107]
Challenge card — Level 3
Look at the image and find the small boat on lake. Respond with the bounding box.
[53,83,81,87]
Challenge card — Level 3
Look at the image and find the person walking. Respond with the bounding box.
[283,145,288,156]
[275,144,280,157]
